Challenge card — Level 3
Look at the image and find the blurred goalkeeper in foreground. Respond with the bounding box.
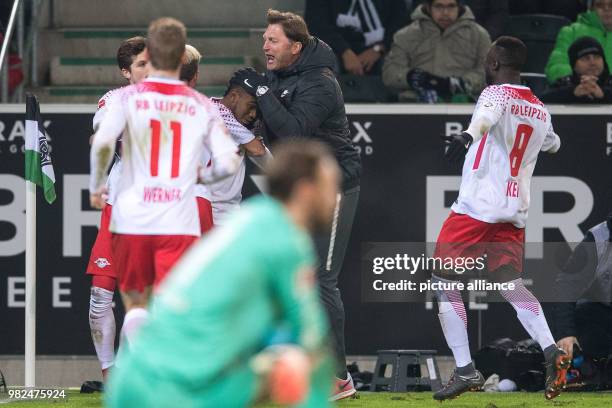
[106,140,337,407]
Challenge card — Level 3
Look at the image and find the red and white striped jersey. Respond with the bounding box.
[90,77,238,236]
[452,84,561,228]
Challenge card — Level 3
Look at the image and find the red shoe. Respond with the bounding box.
[330,372,357,401]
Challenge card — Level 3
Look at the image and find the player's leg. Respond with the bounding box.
[86,204,117,380]
[431,212,489,400]
[89,276,116,381]
[111,234,154,347]
[489,225,569,400]
[313,187,359,398]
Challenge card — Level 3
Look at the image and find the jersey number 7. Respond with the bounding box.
[150,119,182,178]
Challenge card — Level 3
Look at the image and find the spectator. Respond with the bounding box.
[509,0,587,22]
[241,9,361,401]
[305,0,408,76]
[542,36,612,103]
[552,212,612,362]
[382,0,490,102]
[545,0,612,84]
[411,0,509,38]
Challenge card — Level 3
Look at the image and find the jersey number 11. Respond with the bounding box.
[150,119,182,178]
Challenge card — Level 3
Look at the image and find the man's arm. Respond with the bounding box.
[541,122,561,153]
[381,29,413,91]
[244,138,273,170]
[464,85,506,142]
[256,77,338,138]
[89,100,126,208]
[199,116,241,184]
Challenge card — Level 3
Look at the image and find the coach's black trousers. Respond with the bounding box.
[314,186,360,379]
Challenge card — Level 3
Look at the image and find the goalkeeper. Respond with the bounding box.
[106,140,338,407]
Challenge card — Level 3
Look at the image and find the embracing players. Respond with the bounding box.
[433,36,567,401]
[85,36,148,381]
[199,67,272,226]
[89,18,239,349]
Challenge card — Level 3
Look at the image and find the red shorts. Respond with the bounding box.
[434,211,525,273]
[86,204,116,278]
[197,196,214,234]
[111,233,197,293]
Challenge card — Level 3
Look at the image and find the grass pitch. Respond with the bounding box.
[3,390,611,407]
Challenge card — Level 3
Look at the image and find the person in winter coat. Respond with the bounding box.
[240,9,362,401]
[542,36,612,103]
[382,0,491,102]
[545,0,612,84]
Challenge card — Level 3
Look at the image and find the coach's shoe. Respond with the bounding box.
[433,369,484,401]
[544,347,571,400]
[329,372,357,401]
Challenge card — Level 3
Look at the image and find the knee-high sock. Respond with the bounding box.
[89,287,116,370]
[432,275,472,368]
[499,278,555,351]
[120,307,148,347]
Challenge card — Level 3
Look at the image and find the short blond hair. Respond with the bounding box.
[147,17,186,70]
[180,44,202,82]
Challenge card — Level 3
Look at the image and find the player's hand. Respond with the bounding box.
[557,336,579,360]
[234,67,266,97]
[407,68,431,89]
[441,132,473,162]
[252,344,311,405]
[357,48,381,73]
[89,187,108,209]
[342,49,364,76]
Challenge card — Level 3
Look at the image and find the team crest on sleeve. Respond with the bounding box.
[94,258,111,268]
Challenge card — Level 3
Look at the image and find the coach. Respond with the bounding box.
[241,8,361,394]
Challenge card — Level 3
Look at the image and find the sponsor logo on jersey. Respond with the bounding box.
[281,89,289,98]
[94,258,111,268]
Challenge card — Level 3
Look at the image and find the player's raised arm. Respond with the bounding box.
[198,114,241,184]
[89,96,127,208]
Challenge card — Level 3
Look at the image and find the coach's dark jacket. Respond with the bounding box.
[257,37,361,190]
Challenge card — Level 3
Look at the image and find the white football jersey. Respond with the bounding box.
[196,98,255,225]
[93,88,123,206]
[91,77,237,236]
[452,84,561,228]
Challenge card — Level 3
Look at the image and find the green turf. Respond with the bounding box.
[4,390,610,407]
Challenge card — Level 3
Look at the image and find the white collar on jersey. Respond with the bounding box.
[500,83,530,89]
[144,76,185,85]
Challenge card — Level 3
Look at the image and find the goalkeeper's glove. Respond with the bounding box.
[441,132,473,162]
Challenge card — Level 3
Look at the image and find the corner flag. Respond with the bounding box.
[25,94,56,204]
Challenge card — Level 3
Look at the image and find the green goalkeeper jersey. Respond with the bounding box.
[106,196,332,407]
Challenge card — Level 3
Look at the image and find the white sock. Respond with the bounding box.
[499,278,555,351]
[432,275,472,368]
[89,287,116,370]
[120,307,148,347]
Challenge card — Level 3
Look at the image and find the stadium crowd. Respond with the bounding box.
[302,0,612,102]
